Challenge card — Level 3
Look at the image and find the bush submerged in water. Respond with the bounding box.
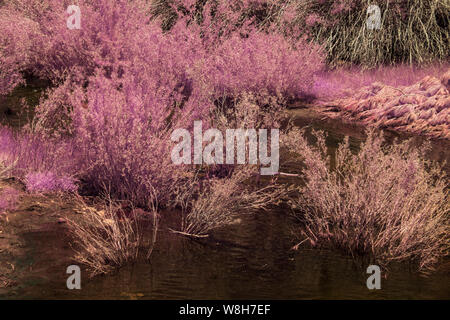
[284,129,449,270]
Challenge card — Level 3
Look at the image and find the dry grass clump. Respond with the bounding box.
[173,167,286,237]
[0,158,17,180]
[284,128,449,270]
[0,163,10,179]
[68,196,159,276]
[169,91,289,238]
[282,0,449,67]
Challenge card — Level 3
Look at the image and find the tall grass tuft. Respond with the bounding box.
[279,0,449,67]
[284,128,449,270]
[68,196,158,277]
[175,167,285,237]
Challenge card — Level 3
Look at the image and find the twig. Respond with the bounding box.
[276,172,301,177]
[168,228,209,239]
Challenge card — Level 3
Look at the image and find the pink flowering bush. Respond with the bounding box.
[0,0,324,208]
[0,125,76,178]
[0,0,154,92]
[1,0,323,99]
[0,7,41,94]
[25,171,77,193]
[203,30,324,100]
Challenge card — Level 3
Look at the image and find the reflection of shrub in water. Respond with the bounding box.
[284,128,449,271]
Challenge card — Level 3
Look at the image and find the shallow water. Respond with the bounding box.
[3,210,449,300]
[1,94,449,300]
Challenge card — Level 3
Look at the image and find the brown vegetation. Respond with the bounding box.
[283,128,449,270]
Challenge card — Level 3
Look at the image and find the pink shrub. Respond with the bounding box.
[0,126,76,177]
[71,73,197,206]
[0,7,41,94]
[1,0,323,210]
[25,171,77,193]
[1,0,324,99]
[0,0,154,90]
[203,30,324,99]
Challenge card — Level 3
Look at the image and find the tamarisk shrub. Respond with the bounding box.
[1,0,324,213]
[25,171,77,193]
[0,125,76,186]
[0,7,41,94]
[283,128,449,270]
[202,29,324,100]
[0,0,154,92]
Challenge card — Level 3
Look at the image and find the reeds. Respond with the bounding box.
[284,128,449,270]
[175,167,286,237]
[280,0,449,67]
[67,195,159,277]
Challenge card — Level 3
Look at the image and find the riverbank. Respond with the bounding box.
[1,107,449,299]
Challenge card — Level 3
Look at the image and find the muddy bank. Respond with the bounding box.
[0,181,84,296]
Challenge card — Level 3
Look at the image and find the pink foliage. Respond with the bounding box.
[0,7,41,94]
[25,171,77,193]
[0,0,324,207]
[0,126,76,177]
[203,30,324,99]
